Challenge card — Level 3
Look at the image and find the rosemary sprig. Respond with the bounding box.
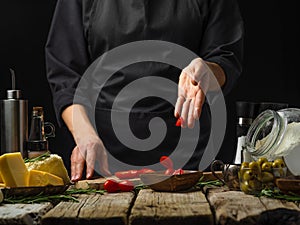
[134,184,148,191]
[196,176,223,188]
[3,188,105,204]
[65,188,106,195]
[259,188,300,202]
[4,192,78,204]
[23,151,51,163]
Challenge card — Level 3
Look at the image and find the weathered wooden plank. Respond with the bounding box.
[259,196,299,211]
[206,188,300,225]
[207,189,266,225]
[42,192,135,225]
[129,189,213,225]
[258,196,300,225]
[0,203,52,225]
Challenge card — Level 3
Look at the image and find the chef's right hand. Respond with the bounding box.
[71,132,111,181]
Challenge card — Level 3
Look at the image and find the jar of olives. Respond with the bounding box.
[245,108,300,176]
[239,158,287,195]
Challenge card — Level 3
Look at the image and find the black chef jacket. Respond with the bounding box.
[45,0,244,171]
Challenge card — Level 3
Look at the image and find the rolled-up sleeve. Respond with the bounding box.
[200,0,244,95]
[45,0,91,126]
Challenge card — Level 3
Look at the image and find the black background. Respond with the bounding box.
[0,0,299,170]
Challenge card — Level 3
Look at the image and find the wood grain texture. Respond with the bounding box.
[207,189,266,225]
[129,189,213,225]
[206,187,300,225]
[0,203,52,225]
[41,192,135,225]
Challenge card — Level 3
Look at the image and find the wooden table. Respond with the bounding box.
[1,186,300,225]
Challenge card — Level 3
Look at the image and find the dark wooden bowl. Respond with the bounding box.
[140,170,203,192]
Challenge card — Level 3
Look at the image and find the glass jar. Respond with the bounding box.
[245,108,300,175]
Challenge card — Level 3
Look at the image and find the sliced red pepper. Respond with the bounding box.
[138,168,155,175]
[118,180,134,192]
[160,156,174,169]
[164,168,175,175]
[115,170,139,179]
[103,179,119,193]
[173,168,184,175]
[115,168,155,179]
[175,117,184,127]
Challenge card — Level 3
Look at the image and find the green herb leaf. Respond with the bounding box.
[258,188,300,202]
[196,176,223,188]
[3,188,105,204]
[24,151,51,163]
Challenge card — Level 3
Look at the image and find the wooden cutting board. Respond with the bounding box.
[74,171,223,190]
[75,176,142,190]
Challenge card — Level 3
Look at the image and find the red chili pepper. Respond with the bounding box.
[160,156,174,169]
[118,180,134,192]
[164,168,175,175]
[138,168,155,175]
[103,179,119,193]
[115,170,139,179]
[173,168,184,175]
[115,168,155,179]
[175,117,184,127]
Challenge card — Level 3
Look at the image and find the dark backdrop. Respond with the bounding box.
[1,0,299,170]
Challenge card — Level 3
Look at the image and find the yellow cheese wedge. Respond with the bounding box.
[0,152,29,187]
[28,170,64,186]
[0,183,5,187]
[26,154,70,185]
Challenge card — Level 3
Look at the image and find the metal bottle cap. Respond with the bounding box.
[7,90,22,99]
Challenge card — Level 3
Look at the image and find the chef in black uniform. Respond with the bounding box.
[45,0,244,181]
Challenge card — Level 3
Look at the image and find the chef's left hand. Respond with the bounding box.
[174,58,213,128]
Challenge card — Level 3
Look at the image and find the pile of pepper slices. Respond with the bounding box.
[103,156,184,193]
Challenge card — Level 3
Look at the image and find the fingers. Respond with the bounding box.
[176,69,201,128]
[71,140,112,181]
[85,145,96,179]
[174,96,185,118]
[175,91,204,128]
[194,89,205,119]
[98,149,112,177]
[188,99,195,129]
[180,98,190,128]
[71,146,85,182]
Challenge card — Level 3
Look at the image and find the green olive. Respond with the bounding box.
[240,182,251,194]
[261,162,272,172]
[241,162,250,169]
[248,179,262,191]
[257,157,268,168]
[249,161,261,175]
[240,162,250,177]
[243,170,256,181]
[272,158,285,168]
[261,171,274,183]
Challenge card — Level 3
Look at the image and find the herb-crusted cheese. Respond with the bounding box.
[25,154,70,185]
[28,170,64,186]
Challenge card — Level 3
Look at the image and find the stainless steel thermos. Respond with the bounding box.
[0,70,28,157]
